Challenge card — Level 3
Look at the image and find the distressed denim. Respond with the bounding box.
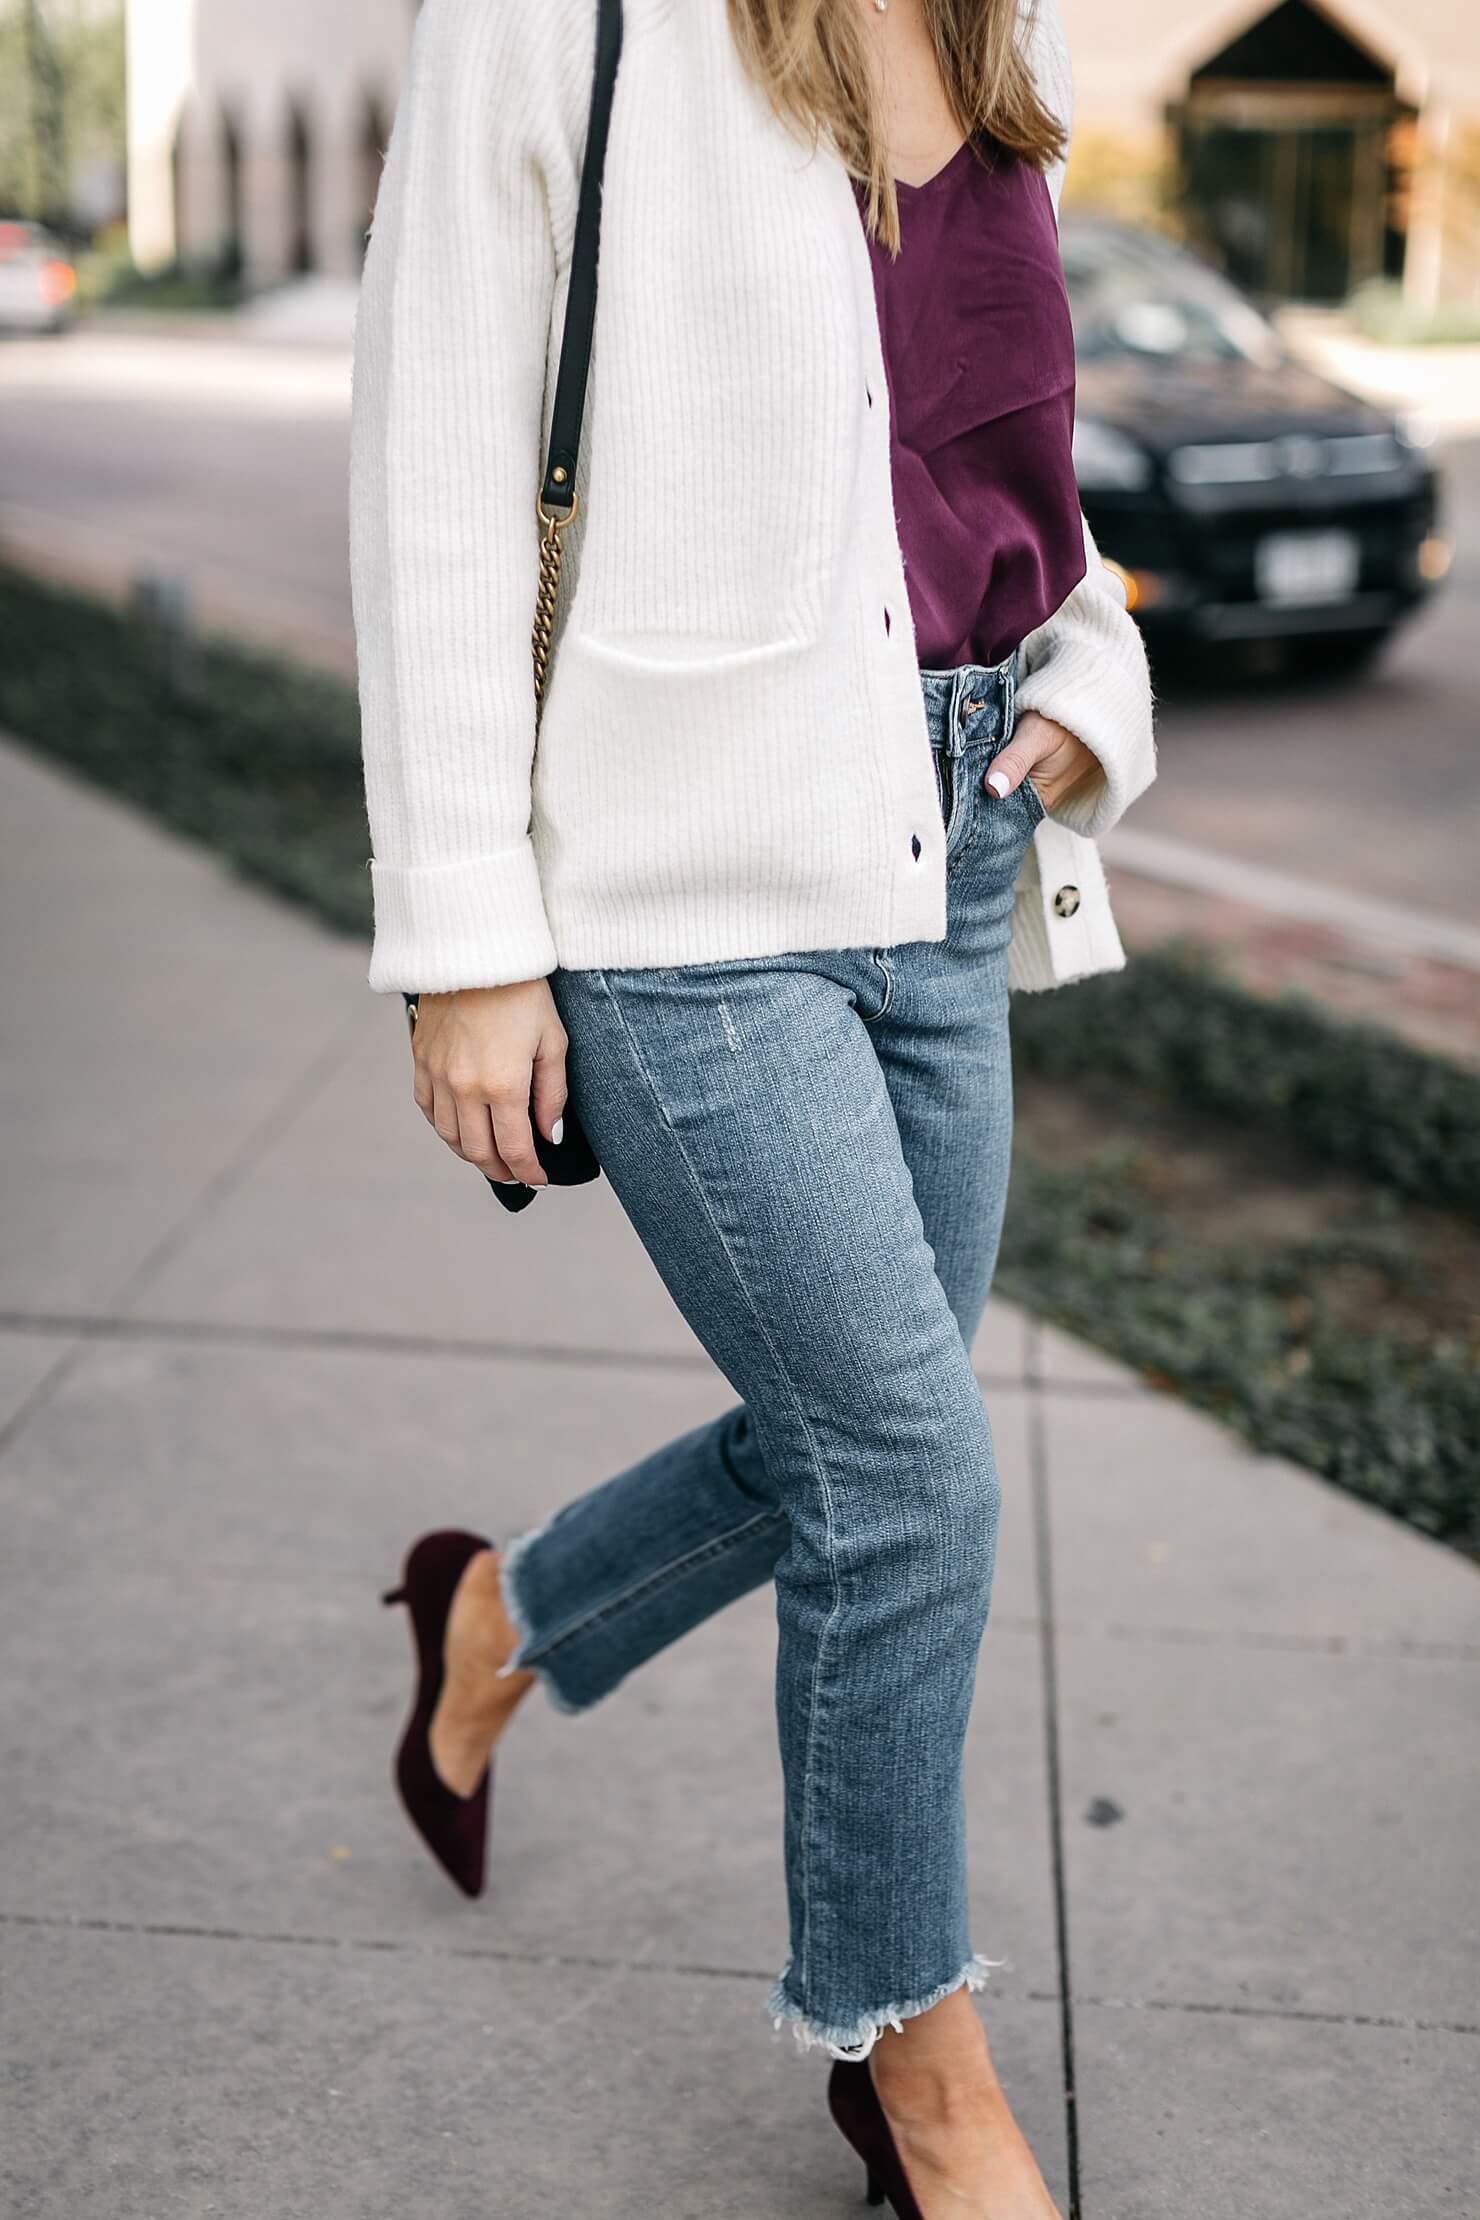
[503,657,1042,2058]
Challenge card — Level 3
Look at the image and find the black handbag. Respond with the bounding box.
[403,0,623,1215]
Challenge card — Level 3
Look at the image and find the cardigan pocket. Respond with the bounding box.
[560,630,822,680]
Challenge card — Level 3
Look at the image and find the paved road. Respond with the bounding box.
[1139,437,1480,927]
[1,727,1477,2217]
[0,328,356,673]
[2,323,1477,923]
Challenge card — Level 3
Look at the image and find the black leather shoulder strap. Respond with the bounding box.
[539,0,624,517]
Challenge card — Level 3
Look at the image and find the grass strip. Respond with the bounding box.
[0,562,371,935]
[1010,948,1480,1220]
[1000,1145,1478,1553]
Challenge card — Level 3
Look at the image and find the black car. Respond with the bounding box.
[1061,219,1448,665]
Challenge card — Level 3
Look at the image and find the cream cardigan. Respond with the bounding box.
[350,0,1155,995]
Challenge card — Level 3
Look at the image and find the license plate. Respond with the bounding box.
[1255,530,1360,604]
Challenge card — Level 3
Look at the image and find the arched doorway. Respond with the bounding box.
[170,112,188,269]
[355,92,390,266]
[1172,0,1408,303]
[217,102,243,279]
[285,97,314,273]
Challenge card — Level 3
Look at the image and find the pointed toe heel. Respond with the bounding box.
[828,2061,924,2220]
[380,1528,496,1899]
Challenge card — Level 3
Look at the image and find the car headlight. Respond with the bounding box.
[1072,417,1153,492]
[1395,410,1437,452]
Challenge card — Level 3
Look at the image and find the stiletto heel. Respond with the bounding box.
[828,2061,925,2220]
[380,1528,495,1898]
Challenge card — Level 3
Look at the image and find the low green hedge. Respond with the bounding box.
[0,563,371,934]
[1010,949,1480,1221]
[3,561,1476,1545]
[999,1153,1478,1551]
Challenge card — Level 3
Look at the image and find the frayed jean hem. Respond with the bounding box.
[496,1523,588,1717]
[767,1953,1000,2063]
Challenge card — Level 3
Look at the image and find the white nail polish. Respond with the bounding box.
[986,769,1011,799]
[551,1116,565,1146]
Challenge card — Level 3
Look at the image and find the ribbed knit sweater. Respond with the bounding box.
[349,0,1155,996]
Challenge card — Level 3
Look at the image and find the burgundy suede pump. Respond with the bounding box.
[828,2059,924,2218]
[381,1527,496,1898]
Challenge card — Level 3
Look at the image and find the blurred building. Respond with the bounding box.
[127,0,1477,309]
[1062,0,1478,309]
[126,0,411,282]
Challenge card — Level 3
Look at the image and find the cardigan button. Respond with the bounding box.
[911,834,921,860]
[1052,884,1081,919]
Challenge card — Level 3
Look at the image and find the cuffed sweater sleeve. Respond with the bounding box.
[349,0,561,993]
[1015,515,1157,840]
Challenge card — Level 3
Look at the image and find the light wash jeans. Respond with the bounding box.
[503,657,1042,2058]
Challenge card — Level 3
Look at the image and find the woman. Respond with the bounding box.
[351,0,1154,2210]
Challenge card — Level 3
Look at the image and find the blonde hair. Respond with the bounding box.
[726,0,1064,255]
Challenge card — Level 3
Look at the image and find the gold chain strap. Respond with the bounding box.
[532,494,578,714]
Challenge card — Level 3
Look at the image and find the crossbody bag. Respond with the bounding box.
[403,0,623,1214]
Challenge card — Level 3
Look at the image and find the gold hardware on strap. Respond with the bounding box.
[532,492,579,712]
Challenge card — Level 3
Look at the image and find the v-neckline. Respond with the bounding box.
[893,134,976,198]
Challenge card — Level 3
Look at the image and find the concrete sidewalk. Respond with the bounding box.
[0,730,1475,2220]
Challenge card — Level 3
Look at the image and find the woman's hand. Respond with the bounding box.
[981,711,1100,816]
[410,981,568,1187]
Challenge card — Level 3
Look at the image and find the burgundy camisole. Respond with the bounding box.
[856,133,1086,670]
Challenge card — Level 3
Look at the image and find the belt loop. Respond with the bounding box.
[1002,649,1018,745]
